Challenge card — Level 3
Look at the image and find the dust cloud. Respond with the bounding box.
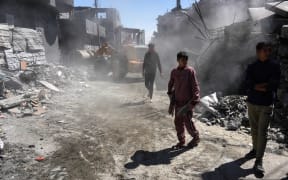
[153,0,270,95]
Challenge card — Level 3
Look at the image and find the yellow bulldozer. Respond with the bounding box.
[95,43,147,81]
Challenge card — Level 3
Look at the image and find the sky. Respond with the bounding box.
[74,0,195,43]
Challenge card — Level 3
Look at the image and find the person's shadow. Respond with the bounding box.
[124,147,190,169]
[201,157,254,180]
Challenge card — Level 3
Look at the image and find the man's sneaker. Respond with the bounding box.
[254,159,265,177]
[245,149,256,159]
[188,137,200,148]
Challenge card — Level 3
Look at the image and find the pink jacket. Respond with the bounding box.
[168,66,200,109]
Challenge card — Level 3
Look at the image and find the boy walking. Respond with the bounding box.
[168,51,200,149]
[245,42,281,175]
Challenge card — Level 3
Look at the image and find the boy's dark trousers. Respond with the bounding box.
[247,102,272,160]
[174,106,199,145]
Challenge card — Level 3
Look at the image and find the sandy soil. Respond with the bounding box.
[0,74,287,180]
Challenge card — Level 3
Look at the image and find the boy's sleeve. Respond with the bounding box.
[168,70,174,95]
[189,69,200,109]
[156,53,162,74]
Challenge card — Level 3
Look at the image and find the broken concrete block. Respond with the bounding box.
[33,106,46,116]
[8,107,22,114]
[22,108,34,116]
[0,95,28,109]
[38,81,60,92]
[4,77,23,90]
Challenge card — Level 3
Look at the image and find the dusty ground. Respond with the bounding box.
[0,73,288,180]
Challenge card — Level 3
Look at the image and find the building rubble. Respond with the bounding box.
[198,94,287,144]
[154,0,288,145]
[0,63,85,119]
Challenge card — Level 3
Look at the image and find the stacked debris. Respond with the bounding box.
[0,24,46,70]
[199,95,249,130]
[0,61,87,119]
[199,94,288,144]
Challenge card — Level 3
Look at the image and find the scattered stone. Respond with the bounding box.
[28,145,35,148]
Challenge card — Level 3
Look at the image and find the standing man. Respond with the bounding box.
[168,51,200,149]
[245,42,281,175]
[143,43,162,100]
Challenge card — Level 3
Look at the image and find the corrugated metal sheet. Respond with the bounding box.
[249,7,275,21]
[266,1,288,17]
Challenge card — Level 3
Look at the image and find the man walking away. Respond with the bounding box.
[245,42,281,176]
[168,51,200,149]
[143,43,162,100]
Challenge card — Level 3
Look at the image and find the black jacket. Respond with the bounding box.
[143,51,162,74]
[245,59,281,106]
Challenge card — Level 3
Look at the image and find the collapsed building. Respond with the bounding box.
[155,0,288,141]
[154,0,280,93]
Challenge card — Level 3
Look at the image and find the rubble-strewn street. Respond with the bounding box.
[0,73,287,180]
[1,0,288,179]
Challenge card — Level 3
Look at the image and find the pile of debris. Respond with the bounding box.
[0,62,85,119]
[198,94,288,144]
[199,95,249,130]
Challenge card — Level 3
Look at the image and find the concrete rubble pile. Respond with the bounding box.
[199,94,288,144]
[0,62,86,119]
[199,95,249,130]
[0,22,87,118]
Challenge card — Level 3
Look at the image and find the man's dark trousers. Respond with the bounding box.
[145,72,156,99]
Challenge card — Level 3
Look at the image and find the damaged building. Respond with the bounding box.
[0,0,74,70]
[59,6,145,64]
[154,0,284,94]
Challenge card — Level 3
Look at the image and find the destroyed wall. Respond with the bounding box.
[0,24,46,70]
[0,0,60,63]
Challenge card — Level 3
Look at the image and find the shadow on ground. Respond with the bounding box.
[201,157,254,180]
[124,147,189,169]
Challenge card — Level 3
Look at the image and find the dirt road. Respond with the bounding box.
[0,74,287,180]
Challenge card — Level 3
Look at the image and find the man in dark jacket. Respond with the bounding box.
[245,42,281,176]
[168,51,200,149]
[143,43,162,100]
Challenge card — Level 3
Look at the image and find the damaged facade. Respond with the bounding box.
[59,6,145,63]
[0,0,74,70]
